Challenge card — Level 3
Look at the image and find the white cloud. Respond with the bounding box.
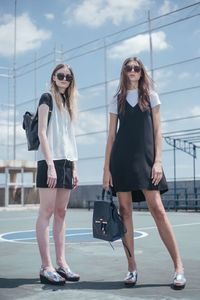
[76,110,106,138]
[109,31,169,59]
[191,106,200,115]
[154,68,173,90]
[193,29,200,36]
[64,0,151,27]
[178,72,190,80]
[159,0,178,15]
[0,13,51,57]
[44,13,55,20]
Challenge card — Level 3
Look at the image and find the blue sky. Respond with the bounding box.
[0,0,200,184]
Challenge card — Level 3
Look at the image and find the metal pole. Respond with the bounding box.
[173,139,177,199]
[34,52,37,108]
[7,70,11,159]
[5,168,9,207]
[148,10,154,79]
[13,0,17,159]
[103,38,109,136]
[59,44,64,63]
[34,53,37,161]
[193,145,196,194]
[21,167,24,206]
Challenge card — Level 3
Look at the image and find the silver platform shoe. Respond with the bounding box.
[172,272,186,289]
[124,270,138,287]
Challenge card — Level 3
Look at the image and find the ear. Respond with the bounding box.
[52,75,56,82]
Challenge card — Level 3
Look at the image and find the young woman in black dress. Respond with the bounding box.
[103,57,186,289]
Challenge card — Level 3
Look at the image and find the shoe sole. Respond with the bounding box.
[124,281,137,288]
[40,274,65,285]
[172,283,186,290]
[56,271,80,282]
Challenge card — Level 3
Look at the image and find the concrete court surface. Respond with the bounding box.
[0,206,199,300]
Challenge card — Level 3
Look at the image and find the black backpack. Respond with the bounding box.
[22,93,53,151]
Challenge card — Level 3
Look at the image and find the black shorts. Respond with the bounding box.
[36,159,73,189]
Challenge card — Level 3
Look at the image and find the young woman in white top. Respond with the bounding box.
[36,63,80,285]
[103,57,186,289]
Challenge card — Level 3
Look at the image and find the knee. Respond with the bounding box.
[150,205,166,222]
[119,204,132,219]
[54,207,67,219]
[39,206,54,220]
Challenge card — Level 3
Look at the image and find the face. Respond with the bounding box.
[53,66,73,91]
[124,61,141,83]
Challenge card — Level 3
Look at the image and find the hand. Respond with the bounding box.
[103,169,113,190]
[72,169,78,189]
[47,164,57,188]
[151,161,163,186]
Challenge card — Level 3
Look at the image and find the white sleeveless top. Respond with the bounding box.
[37,93,78,162]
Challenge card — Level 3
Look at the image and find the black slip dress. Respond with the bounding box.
[110,99,168,202]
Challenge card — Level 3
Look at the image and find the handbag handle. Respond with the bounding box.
[101,187,113,202]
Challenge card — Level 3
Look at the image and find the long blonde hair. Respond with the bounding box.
[116,57,154,112]
[50,63,77,120]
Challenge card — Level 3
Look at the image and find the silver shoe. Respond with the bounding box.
[173,272,186,289]
[56,266,80,282]
[40,266,65,285]
[124,270,137,287]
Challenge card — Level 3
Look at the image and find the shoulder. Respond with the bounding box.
[149,90,161,108]
[109,94,118,115]
[38,92,52,108]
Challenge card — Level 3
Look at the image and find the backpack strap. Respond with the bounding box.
[33,92,53,126]
[46,92,53,125]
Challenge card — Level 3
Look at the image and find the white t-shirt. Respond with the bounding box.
[109,89,161,114]
[37,93,78,161]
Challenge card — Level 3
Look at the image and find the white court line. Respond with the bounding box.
[0,217,36,222]
[0,229,148,245]
[137,222,200,231]
[0,222,200,245]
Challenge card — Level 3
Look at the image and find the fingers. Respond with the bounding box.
[103,173,113,190]
[47,176,57,188]
[72,176,78,189]
[152,169,163,185]
[151,163,163,186]
[47,165,57,188]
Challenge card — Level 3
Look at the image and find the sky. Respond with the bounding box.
[0,0,200,185]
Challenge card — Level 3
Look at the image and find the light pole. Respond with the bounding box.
[0,68,13,159]
[13,0,17,159]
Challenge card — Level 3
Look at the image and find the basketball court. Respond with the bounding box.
[0,206,199,300]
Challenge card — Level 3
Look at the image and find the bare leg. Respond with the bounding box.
[118,192,137,272]
[143,190,184,273]
[36,188,57,270]
[53,188,71,268]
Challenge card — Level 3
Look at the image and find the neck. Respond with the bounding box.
[58,87,66,94]
[128,82,138,90]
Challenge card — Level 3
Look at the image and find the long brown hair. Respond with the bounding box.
[116,57,154,113]
[50,63,77,120]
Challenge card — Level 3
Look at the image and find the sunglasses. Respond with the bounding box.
[56,73,73,82]
[124,65,141,73]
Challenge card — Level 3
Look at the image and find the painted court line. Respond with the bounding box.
[137,222,200,231]
[0,228,148,245]
[0,222,199,245]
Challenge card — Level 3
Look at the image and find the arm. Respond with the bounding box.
[151,105,163,185]
[103,113,118,189]
[38,104,57,188]
[72,161,78,189]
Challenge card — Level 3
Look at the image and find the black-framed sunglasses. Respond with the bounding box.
[124,65,141,73]
[56,73,73,82]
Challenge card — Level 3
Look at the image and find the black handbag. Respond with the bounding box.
[92,188,126,242]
